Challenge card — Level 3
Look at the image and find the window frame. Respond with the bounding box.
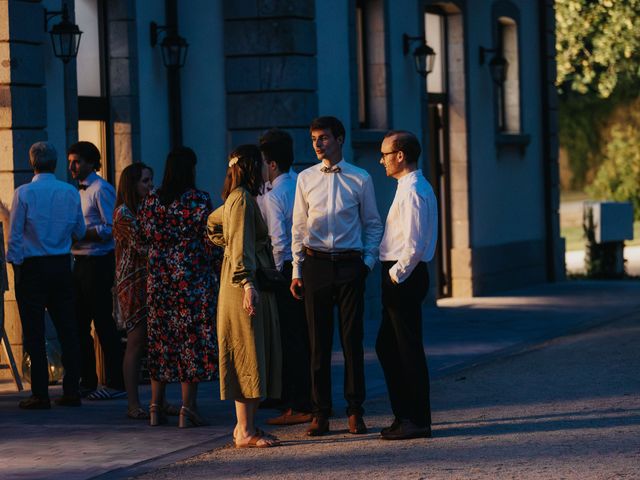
[491,0,529,148]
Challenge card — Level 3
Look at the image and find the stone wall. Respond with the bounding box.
[223,0,318,163]
[0,0,48,378]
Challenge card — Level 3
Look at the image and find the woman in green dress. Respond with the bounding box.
[208,144,282,448]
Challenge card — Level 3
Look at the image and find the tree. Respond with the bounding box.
[556,0,640,98]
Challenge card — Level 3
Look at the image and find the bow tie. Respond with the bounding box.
[320,165,341,174]
[77,184,88,191]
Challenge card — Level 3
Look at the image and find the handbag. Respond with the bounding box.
[255,266,287,292]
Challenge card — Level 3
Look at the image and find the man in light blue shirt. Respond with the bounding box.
[68,141,124,399]
[8,142,86,409]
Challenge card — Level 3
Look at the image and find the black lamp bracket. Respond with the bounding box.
[150,21,175,47]
[479,46,499,64]
[44,3,69,32]
[403,34,425,55]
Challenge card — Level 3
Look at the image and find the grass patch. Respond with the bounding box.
[562,221,640,252]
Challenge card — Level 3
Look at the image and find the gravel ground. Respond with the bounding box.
[136,314,640,480]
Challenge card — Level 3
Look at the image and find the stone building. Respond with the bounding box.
[0,0,563,374]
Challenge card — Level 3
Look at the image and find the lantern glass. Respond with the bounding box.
[489,55,508,85]
[49,21,82,63]
[161,35,189,69]
[412,44,436,77]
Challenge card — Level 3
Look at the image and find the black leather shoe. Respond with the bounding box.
[380,420,431,440]
[348,414,367,434]
[381,417,402,436]
[306,416,330,436]
[54,394,82,407]
[19,395,51,410]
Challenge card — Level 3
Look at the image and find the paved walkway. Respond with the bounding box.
[139,306,640,479]
[2,280,640,479]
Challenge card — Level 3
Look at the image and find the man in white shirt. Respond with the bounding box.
[68,141,125,400]
[258,129,312,426]
[376,130,438,440]
[8,142,86,409]
[291,116,383,436]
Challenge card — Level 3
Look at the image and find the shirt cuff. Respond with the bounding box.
[243,283,255,291]
[363,255,376,272]
[292,262,302,279]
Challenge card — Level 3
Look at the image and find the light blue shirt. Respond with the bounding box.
[71,171,115,256]
[7,173,86,265]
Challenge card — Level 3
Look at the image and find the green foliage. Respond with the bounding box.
[587,107,640,219]
[556,0,640,98]
[558,92,615,189]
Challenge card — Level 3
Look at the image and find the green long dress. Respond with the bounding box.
[207,187,282,400]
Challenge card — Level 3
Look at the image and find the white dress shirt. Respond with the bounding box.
[259,171,297,271]
[7,173,86,265]
[291,159,383,279]
[71,171,115,256]
[379,170,438,284]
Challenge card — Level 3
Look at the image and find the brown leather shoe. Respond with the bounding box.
[19,395,51,410]
[348,414,367,434]
[266,408,313,425]
[306,416,330,436]
[380,419,431,440]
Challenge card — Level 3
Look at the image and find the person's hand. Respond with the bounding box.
[290,278,304,300]
[243,286,259,316]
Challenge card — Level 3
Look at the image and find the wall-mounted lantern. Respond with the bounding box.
[44,3,82,64]
[479,46,508,85]
[150,21,189,69]
[403,34,436,77]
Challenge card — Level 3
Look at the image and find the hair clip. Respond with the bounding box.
[228,156,239,167]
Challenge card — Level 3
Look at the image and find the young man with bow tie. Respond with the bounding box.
[376,130,438,440]
[291,116,383,436]
[68,141,125,400]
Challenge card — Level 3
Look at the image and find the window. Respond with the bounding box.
[76,0,111,180]
[355,0,387,129]
[496,16,520,133]
[425,11,446,95]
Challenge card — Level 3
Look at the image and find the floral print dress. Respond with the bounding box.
[138,189,221,383]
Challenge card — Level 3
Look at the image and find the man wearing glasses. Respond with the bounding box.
[377,130,438,440]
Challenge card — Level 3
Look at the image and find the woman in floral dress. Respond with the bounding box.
[113,162,154,419]
[138,147,220,428]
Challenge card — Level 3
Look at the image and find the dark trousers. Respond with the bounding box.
[376,261,431,428]
[302,255,367,417]
[73,252,124,391]
[15,255,80,398]
[276,261,311,412]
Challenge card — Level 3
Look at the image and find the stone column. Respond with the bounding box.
[106,0,141,186]
[0,0,48,378]
[223,0,318,162]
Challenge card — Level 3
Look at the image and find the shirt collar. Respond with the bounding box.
[397,169,420,187]
[80,171,99,187]
[32,173,56,182]
[318,158,345,171]
[270,172,289,189]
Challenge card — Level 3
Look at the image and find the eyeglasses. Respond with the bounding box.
[380,150,398,161]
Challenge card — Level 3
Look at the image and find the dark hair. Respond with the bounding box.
[116,162,153,213]
[309,116,346,141]
[158,146,197,206]
[384,130,421,164]
[221,144,264,200]
[259,128,294,173]
[67,141,101,170]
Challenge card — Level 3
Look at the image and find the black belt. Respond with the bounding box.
[305,248,362,261]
